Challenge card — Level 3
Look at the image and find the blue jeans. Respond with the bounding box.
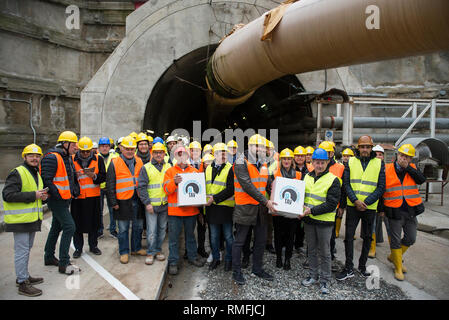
[145,205,168,256]
[210,223,233,262]
[100,189,116,233]
[117,200,143,255]
[168,215,197,265]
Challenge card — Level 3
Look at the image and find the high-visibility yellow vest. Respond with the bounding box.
[164,155,177,166]
[304,172,338,223]
[205,163,235,207]
[144,162,171,206]
[99,153,118,189]
[347,157,381,210]
[268,160,278,176]
[3,165,43,224]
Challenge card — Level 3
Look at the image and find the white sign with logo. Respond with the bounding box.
[270,177,305,218]
[177,172,207,206]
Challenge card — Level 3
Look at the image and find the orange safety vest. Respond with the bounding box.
[234,159,268,205]
[112,155,143,200]
[329,162,344,179]
[306,163,314,172]
[72,154,100,199]
[383,163,423,208]
[49,152,72,200]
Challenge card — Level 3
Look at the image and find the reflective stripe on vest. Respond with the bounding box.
[205,163,235,207]
[304,172,338,222]
[3,165,43,224]
[347,157,381,210]
[383,163,423,208]
[234,159,268,205]
[100,153,118,189]
[50,152,72,199]
[113,156,143,200]
[144,162,171,206]
[72,154,100,199]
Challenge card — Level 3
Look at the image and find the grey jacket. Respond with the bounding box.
[233,151,269,226]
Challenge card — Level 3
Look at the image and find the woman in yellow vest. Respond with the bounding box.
[301,148,341,295]
[267,148,301,271]
[204,143,235,271]
[137,142,171,265]
[71,137,106,258]
[3,144,46,297]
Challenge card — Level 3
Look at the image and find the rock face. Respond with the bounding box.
[1,0,448,178]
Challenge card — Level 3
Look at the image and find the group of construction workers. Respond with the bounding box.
[3,128,425,297]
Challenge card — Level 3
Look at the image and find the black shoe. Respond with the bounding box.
[197,248,209,259]
[209,260,220,271]
[283,258,291,270]
[44,256,59,266]
[73,250,82,259]
[276,256,283,268]
[252,269,274,281]
[336,268,354,281]
[97,232,104,239]
[110,230,118,239]
[224,261,232,272]
[183,251,188,260]
[233,271,246,285]
[358,267,372,278]
[266,244,275,254]
[90,247,102,255]
[241,256,250,269]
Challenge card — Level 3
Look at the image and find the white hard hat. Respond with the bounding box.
[117,137,124,144]
[373,145,384,153]
[166,135,177,143]
[92,142,98,149]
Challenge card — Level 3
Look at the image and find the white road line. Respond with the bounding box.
[42,219,140,300]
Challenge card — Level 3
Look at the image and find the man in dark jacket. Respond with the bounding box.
[42,131,81,275]
[232,134,277,285]
[3,144,47,297]
[336,135,385,281]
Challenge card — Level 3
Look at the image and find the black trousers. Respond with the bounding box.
[73,230,98,251]
[242,226,254,257]
[232,215,267,274]
[344,206,376,270]
[330,218,336,260]
[294,219,305,249]
[196,214,207,252]
[273,216,296,259]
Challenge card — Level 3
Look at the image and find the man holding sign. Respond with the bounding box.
[301,148,341,295]
[163,145,205,276]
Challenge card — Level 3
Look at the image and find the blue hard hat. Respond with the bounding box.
[153,136,164,144]
[312,148,329,160]
[98,137,110,145]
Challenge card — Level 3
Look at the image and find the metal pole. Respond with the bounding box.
[0,96,36,144]
[316,102,322,145]
[336,103,341,117]
[342,102,353,146]
[395,101,433,147]
[430,99,436,138]
[412,102,418,118]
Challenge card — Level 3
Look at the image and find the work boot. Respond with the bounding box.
[335,217,342,238]
[368,233,376,258]
[391,249,404,281]
[276,256,283,268]
[131,249,146,256]
[283,258,291,271]
[388,250,407,273]
[241,255,250,269]
[233,271,246,285]
[252,269,274,281]
[16,276,43,287]
[44,256,59,266]
[401,245,409,273]
[120,254,129,264]
[90,247,102,255]
[73,250,82,259]
[18,281,42,297]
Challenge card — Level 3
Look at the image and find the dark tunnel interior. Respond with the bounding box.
[143,44,314,150]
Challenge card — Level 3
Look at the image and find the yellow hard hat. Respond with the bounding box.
[294,146,306,155]
[266,140,275,149]
[342,148,354,156]
[109,138,114,145]
[213,143,227,152]
[147,135,153,142]
[189,141,202,150]
[22,144,43,158]
[78,136,93,151]
[279,148,294,158]
[202,153,215,162]
[136,132,149,143]
[151,142,165,152]
[305,146,315,154]
[248,134,266,146]
[57,131,78,143]
[129,132,138,140]
[318,141,334,152]
[203,144,213,153]
[121,136,137,148]
[227,140,238,148]
[398,144,415,157]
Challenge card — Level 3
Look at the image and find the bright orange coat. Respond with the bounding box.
[383,163,423,208]
[163,164,200,216]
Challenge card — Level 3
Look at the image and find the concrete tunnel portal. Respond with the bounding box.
[143,44,312,148]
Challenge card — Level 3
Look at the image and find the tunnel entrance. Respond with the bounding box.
[143,45,313,149]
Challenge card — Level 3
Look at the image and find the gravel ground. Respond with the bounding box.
[198,249,409,300]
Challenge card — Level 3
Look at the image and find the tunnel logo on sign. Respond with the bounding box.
[279,186,299,205]
[183,181,201,198]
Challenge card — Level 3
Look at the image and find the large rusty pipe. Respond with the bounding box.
[207,0,449,105]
